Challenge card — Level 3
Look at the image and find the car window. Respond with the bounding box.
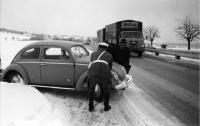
[71,46,88,59]
[21,47,40,59]
[44,47,64,60]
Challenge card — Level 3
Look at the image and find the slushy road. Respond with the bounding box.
[131,56,199,126]
[39,56,199,126]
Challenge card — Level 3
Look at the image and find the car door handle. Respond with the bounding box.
[41,63,46,66]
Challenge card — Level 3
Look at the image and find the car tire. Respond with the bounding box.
[7,73,25,85]
[94,83,103,102]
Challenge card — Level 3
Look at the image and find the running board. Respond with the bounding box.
[29,85,75,90]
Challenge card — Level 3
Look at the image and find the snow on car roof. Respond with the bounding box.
[26,40,83,49]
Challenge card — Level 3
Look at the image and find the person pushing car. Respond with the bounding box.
[87,42,113,112]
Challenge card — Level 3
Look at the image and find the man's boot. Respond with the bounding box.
[104,105,111,111]
[89,106,94,112]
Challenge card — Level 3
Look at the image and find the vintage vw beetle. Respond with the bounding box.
[1,41,129,101]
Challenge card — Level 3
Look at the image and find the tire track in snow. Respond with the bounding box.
[40,88,147,126]
[39,62,196,126]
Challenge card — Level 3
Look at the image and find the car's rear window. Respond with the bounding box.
[21,48,40,59]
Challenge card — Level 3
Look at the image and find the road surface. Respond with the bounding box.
[38,56,199,126]
[131,56,199,126]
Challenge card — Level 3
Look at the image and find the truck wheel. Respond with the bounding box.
[94,83,103,102]
[138,52,143,57]
[7,73,25,85]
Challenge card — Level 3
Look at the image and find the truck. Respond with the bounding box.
[97,20,145,56]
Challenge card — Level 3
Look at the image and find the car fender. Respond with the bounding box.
[75,71,88,91]
[1,64,30,84]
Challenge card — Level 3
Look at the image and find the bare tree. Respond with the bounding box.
[175,16,200,50]
[143,26,160,46]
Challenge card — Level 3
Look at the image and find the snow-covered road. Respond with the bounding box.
[37,56,199,126]
[39,84,147,126]
[38,70,184,126]
[39,87,131,126]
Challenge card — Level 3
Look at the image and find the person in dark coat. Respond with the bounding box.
[108,44,118,62]
[87,42,113,112]
[108,39,131,74]
[117,39,131,74]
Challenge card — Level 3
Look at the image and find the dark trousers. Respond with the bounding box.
[88,76,110,107]
[125,64,131,74]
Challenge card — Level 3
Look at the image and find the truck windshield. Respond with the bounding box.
[122,31,142,38]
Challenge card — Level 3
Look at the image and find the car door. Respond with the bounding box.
[16,46,41,84]
[40,46,74,87]
[70,45,90,83]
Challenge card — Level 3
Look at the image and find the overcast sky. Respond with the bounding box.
[0,0,199,43]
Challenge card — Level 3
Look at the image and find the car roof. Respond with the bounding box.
[26,40,84,49]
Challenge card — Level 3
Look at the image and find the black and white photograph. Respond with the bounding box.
[0,0,199,126]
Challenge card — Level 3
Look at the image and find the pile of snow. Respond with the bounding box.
[0,82,68,126]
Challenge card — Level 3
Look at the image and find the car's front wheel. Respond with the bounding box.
[94,83,103,102]
[7,73,25,85]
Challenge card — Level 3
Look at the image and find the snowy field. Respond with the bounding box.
[0,32,37,69]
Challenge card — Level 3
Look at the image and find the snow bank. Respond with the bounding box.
[0,82,68,126]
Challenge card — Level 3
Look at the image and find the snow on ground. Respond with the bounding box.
[0,82,68,126]
[39,86,146,126]
[38,77,184,126]
[151,43,200,52]
[163,47,200,52]
[0,32,31,41]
